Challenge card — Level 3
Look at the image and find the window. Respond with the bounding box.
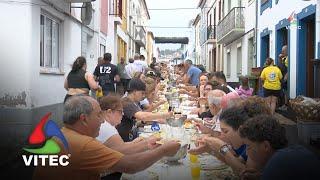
[260,0,272,15]
[227,51,231,77]
[247,37,256,74]
[100,44,106,57]
[40,13,61,71]
[237,46,242,75]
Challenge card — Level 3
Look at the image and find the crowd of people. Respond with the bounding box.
[35,52,320,179]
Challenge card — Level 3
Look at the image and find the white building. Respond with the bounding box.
[0,0,101,175]
[216,0,256,83]
[192,14,202,65]
[257,0,319,98]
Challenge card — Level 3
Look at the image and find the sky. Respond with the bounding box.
[146,0,200,50]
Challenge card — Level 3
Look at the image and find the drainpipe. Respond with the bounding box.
[255,0,258,67]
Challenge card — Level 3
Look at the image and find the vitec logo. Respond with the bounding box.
[22,113,70,166]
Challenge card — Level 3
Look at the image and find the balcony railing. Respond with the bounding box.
[200,26,207,45]
[207,25,216,40]
[109,0,122,17]
[135,26,146,47]
[217,7,245,44]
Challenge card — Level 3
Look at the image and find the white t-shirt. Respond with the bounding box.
[133,60,148,73]
[96,121,118,143]
[125,63,136,79]
[140,98,150,106]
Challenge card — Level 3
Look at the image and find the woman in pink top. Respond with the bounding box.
[236,77,253,99]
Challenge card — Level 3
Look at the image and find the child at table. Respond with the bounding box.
[235,77,253,99]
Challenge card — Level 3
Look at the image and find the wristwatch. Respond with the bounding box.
[219,144,231,156]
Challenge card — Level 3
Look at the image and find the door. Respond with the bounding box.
[213,48,217,72]
[306,20,315,97]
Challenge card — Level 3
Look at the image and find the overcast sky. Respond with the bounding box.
[146,0,200,50]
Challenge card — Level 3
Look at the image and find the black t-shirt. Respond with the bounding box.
[94,62,118,91]
[262,145,320,180]
[116,97,142,142]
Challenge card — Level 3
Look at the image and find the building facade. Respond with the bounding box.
[217,0,257,83]
[257,0,319,98]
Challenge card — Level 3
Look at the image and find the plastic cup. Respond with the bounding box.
[190,162,201,179]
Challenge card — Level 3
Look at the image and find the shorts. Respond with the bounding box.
[263,88,281,97]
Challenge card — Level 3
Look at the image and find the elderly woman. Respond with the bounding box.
[64,56,100,103]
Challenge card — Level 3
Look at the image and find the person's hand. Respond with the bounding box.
[146,136,161,150]
[158,99,167,106]
[179,89,188,94]
[97,85,102,91]
[189,136,210,155]
[132,137,145,143]
[240,168,261,180]
[155,118,167,124]
[190,108,200,114]
[161,140,181,157]
[203,136,228,152]
[193,120,213,134]
[278,53,284,59]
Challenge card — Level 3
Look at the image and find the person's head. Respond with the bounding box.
[145,77,157,100]
[152,57,156,63]
[210,71,227,85]
[199,74,209,86]
[134,53,140,60]
[220,92,241,109]
[120,57,125,64]
[219,97,272,149]
[129,58,134,63]
[281,45,288,56]
[197,64,206,73]
[99,95,123,126]
[103,53,112,62]
[265,57,274,66]
[204,81,218,97]
[239,76,249,89]
[140,55,145,61]
[97,57,104,66]
[184,59,193,69]
[63,96,103,138]
[207,90,226,115]
[71,56,87,72]
[145,70,157,79]
[133,72,146,82]
[239,115,288,168]
[127,78,146,102]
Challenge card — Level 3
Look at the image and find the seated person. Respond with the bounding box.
[190,96,272,175]
[140,77,166,112]
[239,115,320,180]
[33,96,180,180]
[117,78,174,142]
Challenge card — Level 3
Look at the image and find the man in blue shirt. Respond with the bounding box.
[183,59,202,86]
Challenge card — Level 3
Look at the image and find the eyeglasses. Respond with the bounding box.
[146,71,156,77]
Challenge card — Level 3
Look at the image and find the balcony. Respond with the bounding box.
[217,7,245,44]
[109,0,123,25]
[207,25,216,43]
[135,26,146,47]
[200,26,207,45]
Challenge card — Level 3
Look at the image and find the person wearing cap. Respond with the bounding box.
[116,78,174,142]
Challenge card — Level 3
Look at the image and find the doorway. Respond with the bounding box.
[260,34,270,67]
[297,12,316,97]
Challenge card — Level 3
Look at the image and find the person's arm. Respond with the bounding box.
[109,141,180,174]
[204,137,246,175]
[179,89,199,98]
[64,78,68,90]
[85,72,100,91]
[114,66,120,82]
[134,111,174,122]
[104,134,159,154]
[143,100,166,112]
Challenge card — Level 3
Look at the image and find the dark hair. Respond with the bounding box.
[127,78,146,92]
[140,55,145,60]
[239,76,249,90]
[219,97,271,130]
[197,65,206,72]
[103,53,112,62]
[129,58,134,63]
[239,115,288,150]
[211,71,226,82]
[265,57,274,66]
[71,56,86,72]
[99,95,122,111]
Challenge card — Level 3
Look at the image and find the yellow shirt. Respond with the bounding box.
[283,56,288,68]
[260,65,283,90]
[33,127,124,180]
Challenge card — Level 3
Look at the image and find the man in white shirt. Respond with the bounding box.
[133,54,148,74]
[125,58,136,79]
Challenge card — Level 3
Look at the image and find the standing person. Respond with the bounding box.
[150,57,157,68]
[94,53,120,96]
[133,53,148,74]
[125,58,135,79]
[260,58,283,114]
[117,57,130,94]
[183,59,202,86]
[278,45,288,108]
[64,56,100,103]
